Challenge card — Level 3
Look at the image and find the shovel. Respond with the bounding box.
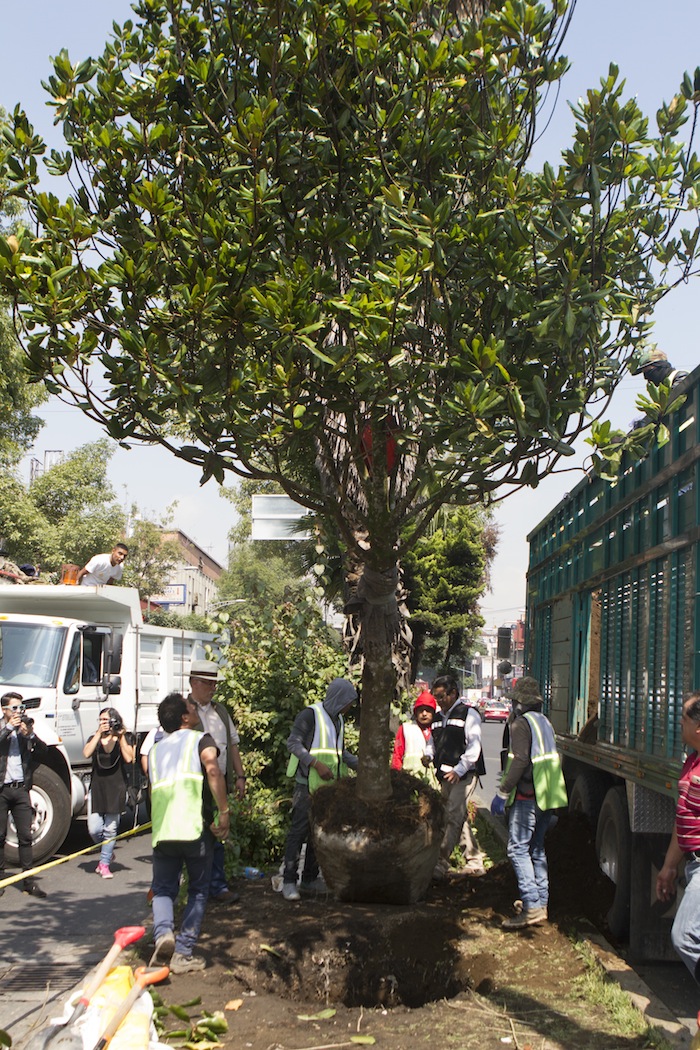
[23,925,145,1050]
[91,965,170,1050]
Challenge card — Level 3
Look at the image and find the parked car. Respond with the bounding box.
[482,700,510,723]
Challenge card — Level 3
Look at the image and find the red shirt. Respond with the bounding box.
[676,750,700,853]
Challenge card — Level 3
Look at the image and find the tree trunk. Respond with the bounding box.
[355,632,395,802]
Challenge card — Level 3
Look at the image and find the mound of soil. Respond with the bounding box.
[147,812,641,1050]
[311,770,444,840]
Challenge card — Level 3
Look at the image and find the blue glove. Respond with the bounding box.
[490,794,506,816]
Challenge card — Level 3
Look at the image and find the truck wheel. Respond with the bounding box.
[595,785,631,940]
[569,771,610,829]
[5,767,72,866]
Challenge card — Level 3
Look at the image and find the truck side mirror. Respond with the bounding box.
[103,675,121,695]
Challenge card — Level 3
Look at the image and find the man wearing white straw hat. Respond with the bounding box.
[188,660,246,904]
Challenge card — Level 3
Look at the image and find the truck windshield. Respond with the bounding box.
[0,623,66,688]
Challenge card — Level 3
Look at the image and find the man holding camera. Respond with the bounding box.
[0,691,49,897]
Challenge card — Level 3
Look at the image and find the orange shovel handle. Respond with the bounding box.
[91,965,170,1050]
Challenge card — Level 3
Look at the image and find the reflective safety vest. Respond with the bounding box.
[149,729,204,846]
[286,702,348,792]
[401,722,439,788]
[504,712,568,810]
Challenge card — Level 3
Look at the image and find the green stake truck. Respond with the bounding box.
[527,368,699,961]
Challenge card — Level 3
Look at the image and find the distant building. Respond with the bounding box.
[153,530,224,615]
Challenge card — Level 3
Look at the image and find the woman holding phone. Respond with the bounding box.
[83,708,135,878]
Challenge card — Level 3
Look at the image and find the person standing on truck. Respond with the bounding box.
[491,683,567,929]
[431,674,485,879]
[83,708,135,878]
[656,691,700,983]
[149,692,229,974]
[282,676,359,901]
[0,691,48,898]
[77,543,128,586]
[188,660,246,904]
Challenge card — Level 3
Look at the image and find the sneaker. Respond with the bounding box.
[301,876,327,893]
[502,906,548,930]
[150,930,175,966]
[282,882,301,901]
[170,952,206,974]
[96,863,113,879]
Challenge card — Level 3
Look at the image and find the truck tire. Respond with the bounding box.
[568,771,610,829]
[5,767,72,866]
[595,785,631,940]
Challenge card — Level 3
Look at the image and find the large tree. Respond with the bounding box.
[403,506,497,677]
[0,1,699,801]
[0,110,45,467]
[0,440,125,570]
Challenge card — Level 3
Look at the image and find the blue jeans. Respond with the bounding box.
[209,841,228,897]
[672,856,700,982]
[506,799,556,912]
[87,812,119,866]
[152,835,214,957]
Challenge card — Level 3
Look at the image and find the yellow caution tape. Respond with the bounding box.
[0,821,152,890]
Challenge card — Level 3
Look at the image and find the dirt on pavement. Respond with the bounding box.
[137,812,663,1050]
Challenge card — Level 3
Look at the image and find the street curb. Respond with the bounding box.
[585,930,692,1048]
[475,797,693,1048]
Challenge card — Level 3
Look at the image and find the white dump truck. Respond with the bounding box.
[0,585,216,863]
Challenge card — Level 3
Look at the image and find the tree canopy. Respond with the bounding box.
[0,440,125,570]
[0,0,698,798]
[403,506,497,677]
[0,110,45,467]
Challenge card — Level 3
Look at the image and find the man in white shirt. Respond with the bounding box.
[431,674,485,878]
[188,660,246,903]
[78,543,128,586]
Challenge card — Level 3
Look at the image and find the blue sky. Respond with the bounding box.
[1,1,699,619]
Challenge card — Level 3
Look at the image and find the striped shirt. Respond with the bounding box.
[676,751,700,853]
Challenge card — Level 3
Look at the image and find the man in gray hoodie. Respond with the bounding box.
[282,678,358,901]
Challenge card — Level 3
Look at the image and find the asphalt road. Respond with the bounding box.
[0,819,154,1044]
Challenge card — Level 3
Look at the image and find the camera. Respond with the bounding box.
[108,716,122,732]
[20,714,34,731]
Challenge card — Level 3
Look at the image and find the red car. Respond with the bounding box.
[482,700,510,722]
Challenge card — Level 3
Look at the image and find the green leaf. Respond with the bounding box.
[297,1008,337,1021]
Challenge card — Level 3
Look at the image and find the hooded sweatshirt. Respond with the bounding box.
[286,677,359,784]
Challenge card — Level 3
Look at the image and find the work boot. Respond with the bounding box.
[170,952,206,974]
[150,930,175,966]
[282,882,301,901]
[502,905,547,930]
[210,887,240,904]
